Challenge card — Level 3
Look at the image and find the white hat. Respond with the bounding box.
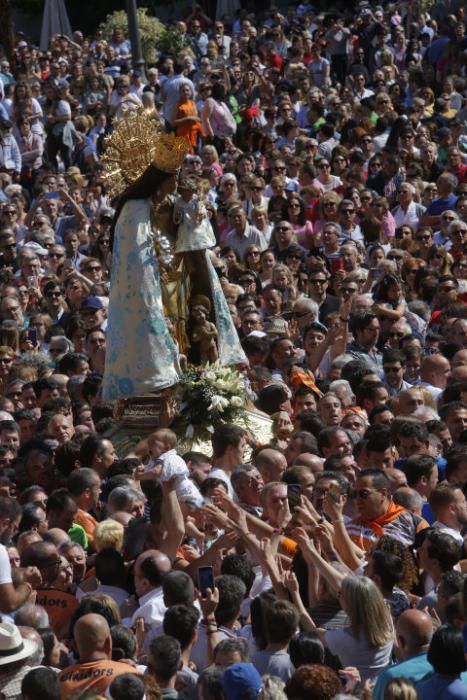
[22,242,48,257]
[0,623,37,666]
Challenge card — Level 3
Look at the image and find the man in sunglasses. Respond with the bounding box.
[307,266,339,324]
[347,468,429,552]
[0,230,18,272]
[381,349,413,397]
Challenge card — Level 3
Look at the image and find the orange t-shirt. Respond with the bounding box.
[35,588,79,639]
[58,659,140,699]
[75,508,97,546]
[281,536,298,558]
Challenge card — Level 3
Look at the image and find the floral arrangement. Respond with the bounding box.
[172,363,250,443]
[100,8,164,63]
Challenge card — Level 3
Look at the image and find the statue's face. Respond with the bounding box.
[192,307,205,323]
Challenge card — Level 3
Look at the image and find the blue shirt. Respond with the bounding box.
[425,194,458,216]
[422,501,435,525]
[417,674,467,700]
[373,652,433,700]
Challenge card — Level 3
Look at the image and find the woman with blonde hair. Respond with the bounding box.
[313,190,341,234]
[243,244,262,273]
[0,327,19,355]
[94,519,124,552]
[288,542,394,684]
[172,83,204,154]
[272,263,298,311]
[323,575,394,682]
[371,196,396,240]
[252,207,273,245]
[383,678,418,700]
[0,345,15,395]
[426,245,453,275]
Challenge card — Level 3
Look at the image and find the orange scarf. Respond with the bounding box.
[289,367,323,398]
[357,500,407,538]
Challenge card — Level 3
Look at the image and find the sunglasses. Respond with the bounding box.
[353,488,381,499]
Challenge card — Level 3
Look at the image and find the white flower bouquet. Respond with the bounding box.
[172,362,250,444]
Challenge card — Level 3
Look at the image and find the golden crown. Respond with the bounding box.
[101,107,189,199]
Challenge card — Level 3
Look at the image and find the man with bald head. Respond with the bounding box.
[373,609,434,700]
[58,613,139,698]
[130,549,172,631]
[294,453,324,475]
[254,447,287,483]
[450,364,467,384]
[291,297,319,333]
[397,387,425,416]
[419,354,451,400]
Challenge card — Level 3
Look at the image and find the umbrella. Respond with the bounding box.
[40,0,72,51]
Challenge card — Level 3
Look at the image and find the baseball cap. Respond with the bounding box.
[221,664,263,700]
[80,295,104,311]
[57,79,69,89]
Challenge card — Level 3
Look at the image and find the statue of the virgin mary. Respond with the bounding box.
[100,109,246,402]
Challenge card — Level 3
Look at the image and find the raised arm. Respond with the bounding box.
[157,477,185,563]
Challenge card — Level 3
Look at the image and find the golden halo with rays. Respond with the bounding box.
[101,107,189,200]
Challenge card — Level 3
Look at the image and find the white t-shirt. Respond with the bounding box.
[0,543,12,585]
[209,467,234,498]
[325,627,393,683]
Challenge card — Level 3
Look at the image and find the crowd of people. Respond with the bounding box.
[0,1,467,700]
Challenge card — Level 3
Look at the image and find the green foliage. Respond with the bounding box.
[154,26,192,58]
[100,7,164,63]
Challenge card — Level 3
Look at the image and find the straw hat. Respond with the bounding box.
[0,622,37,666]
